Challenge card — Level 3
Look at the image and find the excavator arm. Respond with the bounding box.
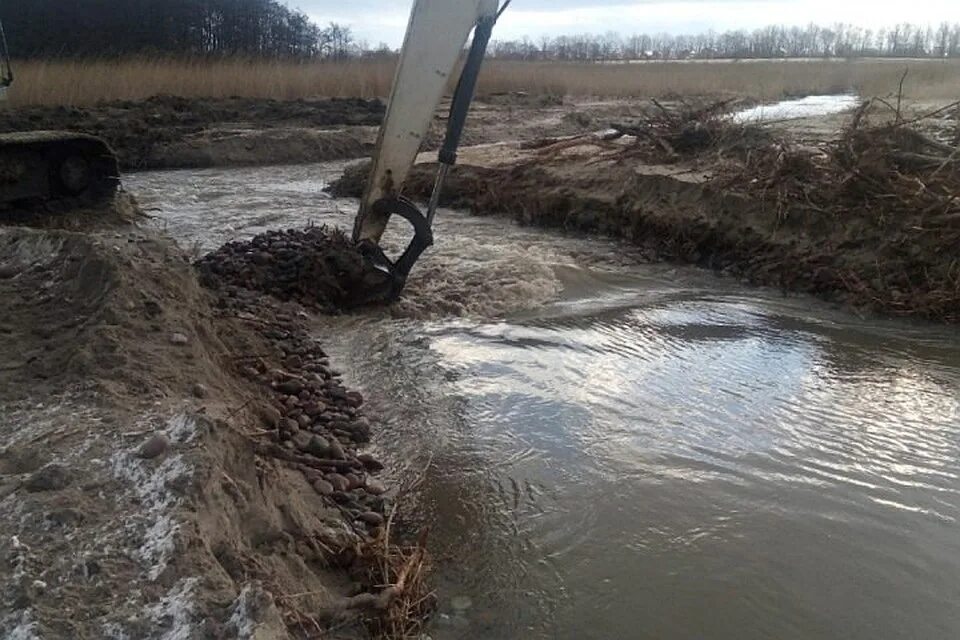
[352,0,506,301]
[0,18,13,93]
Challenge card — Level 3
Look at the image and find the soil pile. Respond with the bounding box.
[0,197,423,639]
[0,95,385,170]
[196,226,394,311]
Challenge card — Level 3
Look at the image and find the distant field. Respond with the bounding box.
[6,57,960,107]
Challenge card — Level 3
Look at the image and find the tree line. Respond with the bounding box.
[3,5,959,63]
[0,0,358,58]
[489,23,960,61]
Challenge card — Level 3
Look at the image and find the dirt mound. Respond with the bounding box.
[0,95,384,170]
[196,226,395,311]
[0,202,424,638]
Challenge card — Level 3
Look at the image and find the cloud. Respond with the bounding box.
[296,0,960,46]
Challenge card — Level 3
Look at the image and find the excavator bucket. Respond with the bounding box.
[351,0,500,302]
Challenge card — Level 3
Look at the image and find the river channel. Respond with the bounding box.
[129,160,960,640]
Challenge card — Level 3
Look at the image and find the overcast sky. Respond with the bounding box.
[298,0,960,46]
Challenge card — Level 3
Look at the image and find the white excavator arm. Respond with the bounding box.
[351,0,505,300]
[0,19,13,100]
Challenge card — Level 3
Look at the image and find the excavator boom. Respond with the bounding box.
[352,0,504,300]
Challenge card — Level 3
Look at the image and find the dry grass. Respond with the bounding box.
[482,58,960,101]
[6,57,960,107]
[7,57,396,107]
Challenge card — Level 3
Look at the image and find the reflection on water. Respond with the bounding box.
[130,163,960,640]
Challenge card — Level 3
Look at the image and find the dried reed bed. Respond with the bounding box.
[482,58,960,101]
[7,57,960,107]
[8,57,396,106]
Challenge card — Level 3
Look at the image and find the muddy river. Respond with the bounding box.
[129,162,960,640]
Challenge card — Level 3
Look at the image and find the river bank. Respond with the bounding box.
[331,98,960,323]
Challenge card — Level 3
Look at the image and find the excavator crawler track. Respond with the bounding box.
[0,131,120,210]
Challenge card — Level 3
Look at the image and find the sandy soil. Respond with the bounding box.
[0,198,410,639]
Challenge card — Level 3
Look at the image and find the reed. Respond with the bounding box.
[6,57,959,107]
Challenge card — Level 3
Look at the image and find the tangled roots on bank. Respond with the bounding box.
[605,97,772,161]
[718,99,960,322]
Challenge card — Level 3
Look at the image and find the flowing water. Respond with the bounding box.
[129,162,960,640]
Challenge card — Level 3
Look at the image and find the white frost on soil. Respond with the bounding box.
[146,577,199,640]
[166,413,199,445]
[225,584,263,640]
[101,622,131,640]
[109,414,198,581]
[2,610,40,640]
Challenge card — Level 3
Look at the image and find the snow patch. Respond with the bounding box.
[147,578,199,640]
[2,610,40,640]
[225,584,262,640]
[110,413,198,581]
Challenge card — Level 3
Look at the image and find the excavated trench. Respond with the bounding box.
[124,157,960,640]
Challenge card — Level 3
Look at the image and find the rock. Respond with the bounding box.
[292,432,313,452]
[296,414,312,429]
[302,402,324,417]
[46,508,85,527]
[357,453,384,471]
[345,391,364,408]
[190,383,208,399]
[328,438,345,460]
[25,463,72,492]
[313,479,335,496]
[169,332,190,346]
[350,418,372,441]
[276,380,304,395]
[344,473,363,490]
[258,405,282,429]
[365,479,387,495]
[326,473,350,492]
[331,491,353,505]
[136,433,171,459]
[280,418,299,433]
[306,436,331,457]
[356,511,384,527]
